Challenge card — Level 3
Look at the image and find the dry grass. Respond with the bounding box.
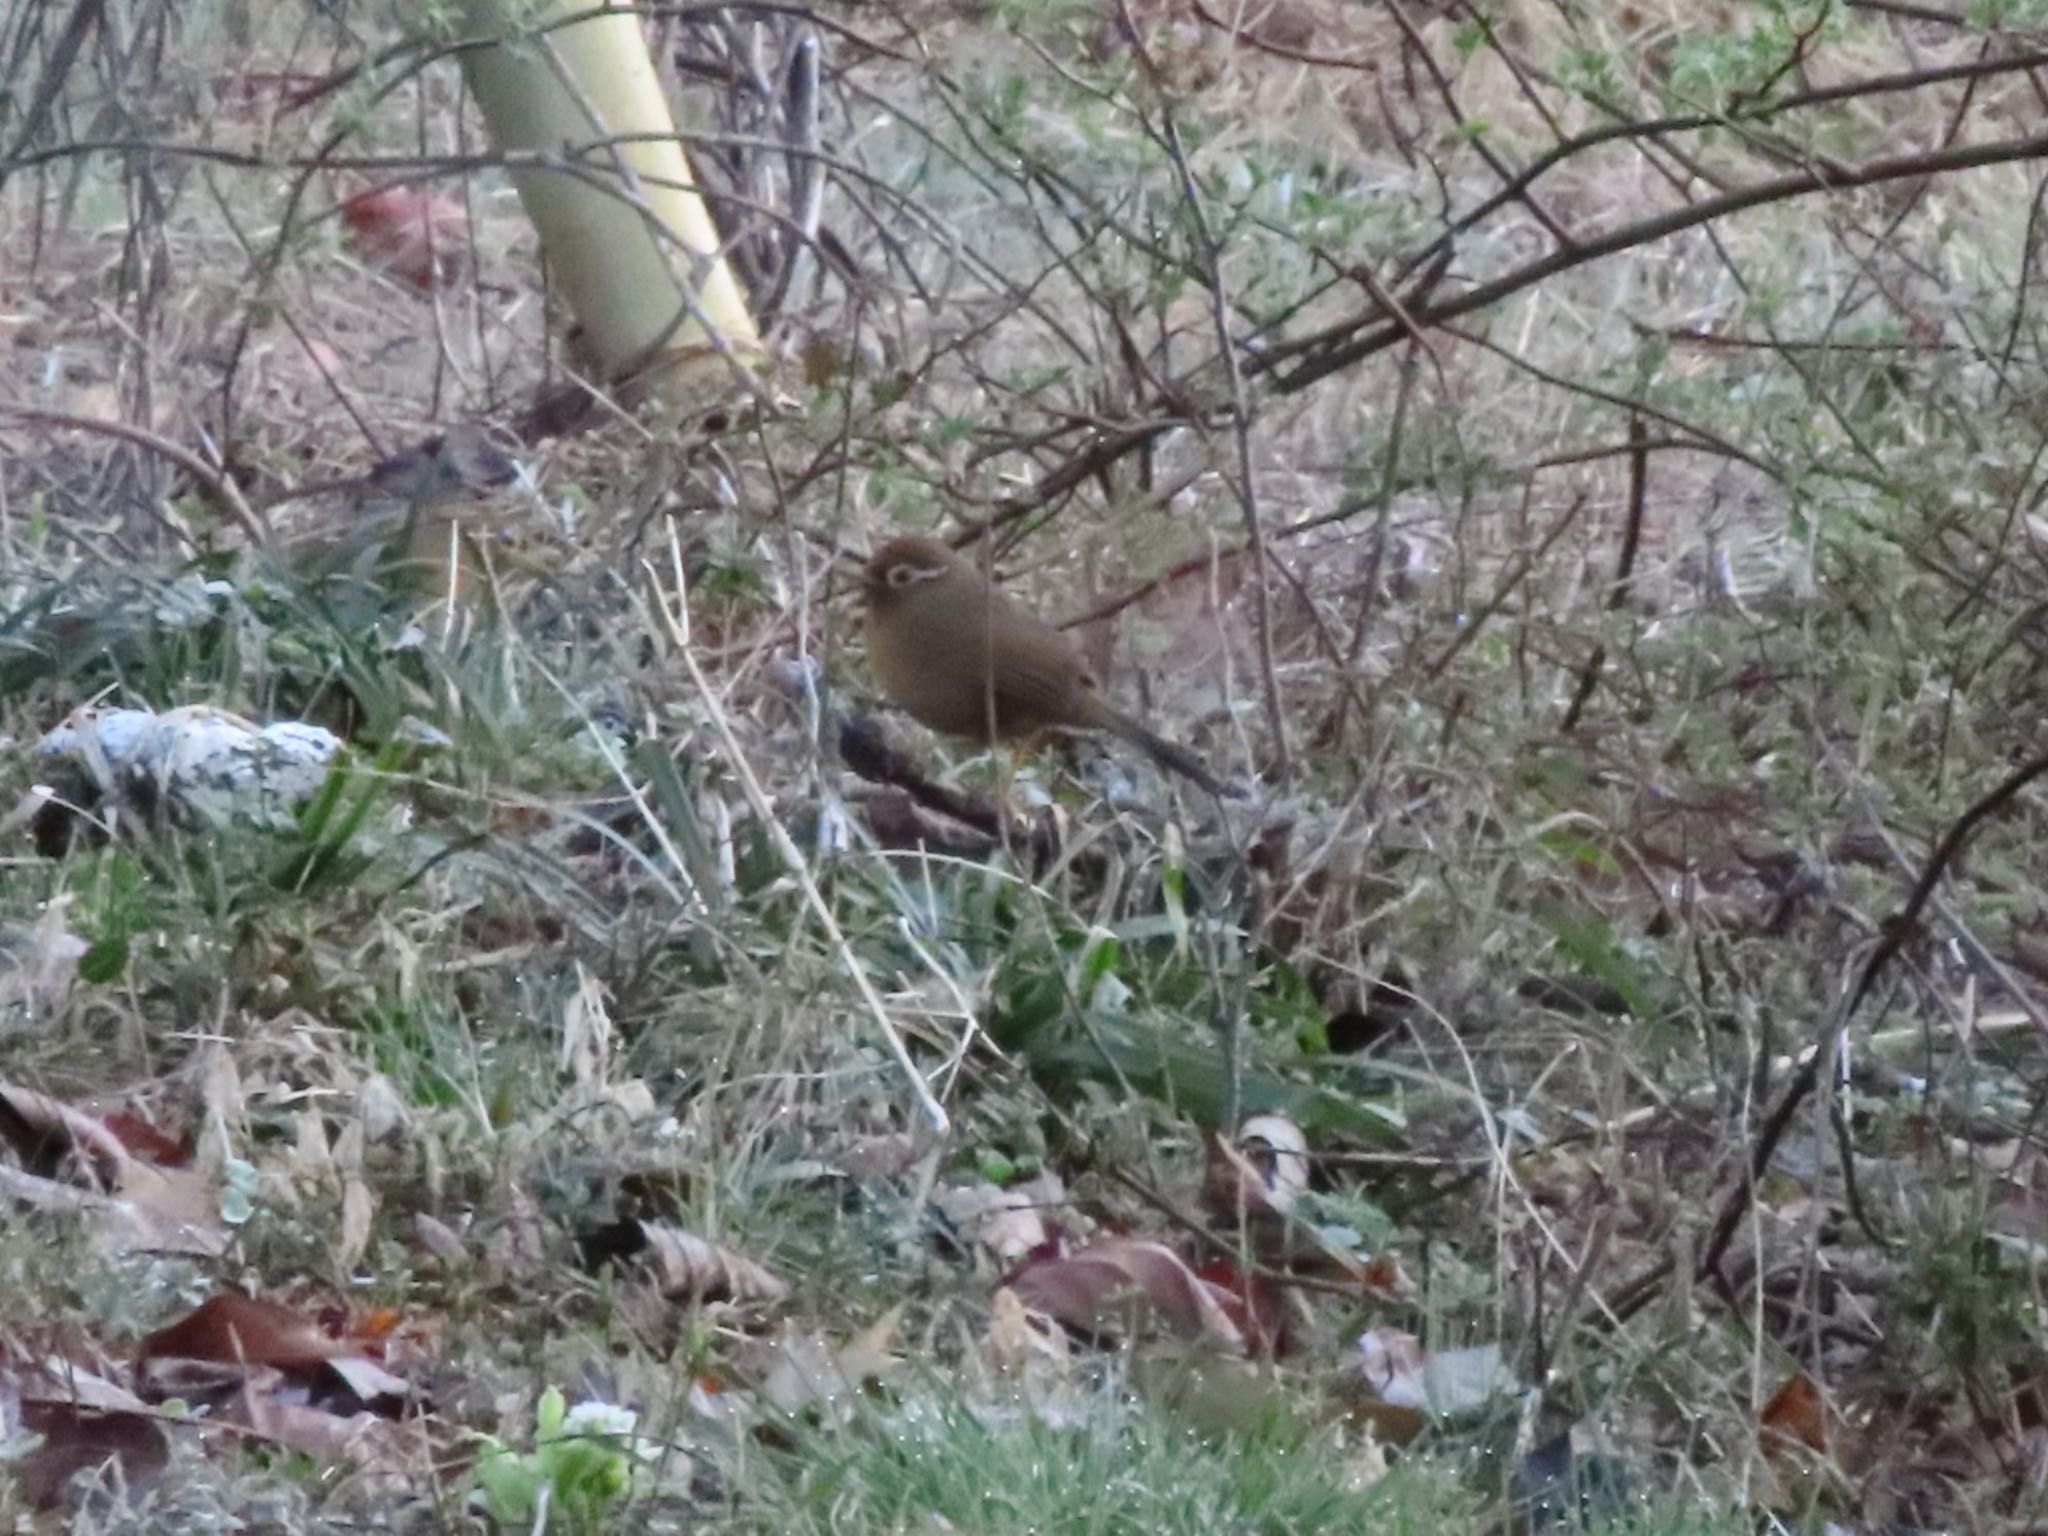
[2,0,2048,1529]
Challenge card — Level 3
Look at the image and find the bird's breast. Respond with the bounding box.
[868,612,1004,739]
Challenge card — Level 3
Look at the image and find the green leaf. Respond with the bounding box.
[1077,931,1120,992]
[1026,1015,1406,1146]
[1542,913,1661,1023]
[976,1148,1020,1185]
[77,933,129,984]
[536,1386,567,1440]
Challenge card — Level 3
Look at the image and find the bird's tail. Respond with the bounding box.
[1102,709,1227,798]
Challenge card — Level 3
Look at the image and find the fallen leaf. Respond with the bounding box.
[1343,1328,1514,1440]
[579,1220,788,1304]
[480,1187,550,1285]
[1007,1237,1246,1351]
[1760,1371,1827,1453]
[983,1286,1070,1375]
[757,1307,903,1416]
[340,184,470,291]
[12,1402,170,1512]
[3,1348,167,1510]
[1190,1255,1292,1357]
[337,1176,375,1270]
[229,1377,430,1474]
[413,1211,469,1266]
[95,1109,188,1167]
[137,1292,346,1370]
[936,1174,1066,1265]
[6,1352,147,1414]
[0,1082,223,1256]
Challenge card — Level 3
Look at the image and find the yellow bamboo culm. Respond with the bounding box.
[459,0,761,403]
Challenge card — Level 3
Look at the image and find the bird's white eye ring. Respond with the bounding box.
[886,562,923,588]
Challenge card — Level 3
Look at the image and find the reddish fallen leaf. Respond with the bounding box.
[1355,1252,1410,1301]
[96,1109,189,1167]
[1760,1370,1830,1455]
[1191,1256,1291,1358]
[1754,1369,1860,1507]
[137,1292,346,1371]
[1007,1237,1245,1351]
[340,185,470,291]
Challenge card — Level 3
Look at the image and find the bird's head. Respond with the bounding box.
[863,536,964,611]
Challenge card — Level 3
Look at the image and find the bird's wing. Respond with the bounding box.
[989,626,1096,729]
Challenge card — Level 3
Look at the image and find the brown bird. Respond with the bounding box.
[862,536,1224,796]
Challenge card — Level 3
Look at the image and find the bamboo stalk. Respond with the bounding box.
[459,0,761,398]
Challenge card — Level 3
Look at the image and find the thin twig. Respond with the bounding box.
[1154,106,1291,777]
[1560,417,1649,732]
[0,403,271,548]
[1689,746,2048,1287]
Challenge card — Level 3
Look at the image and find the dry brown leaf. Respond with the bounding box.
[1756,1370,1859,1507]
[559,962,614,1087]
[229,1378,431,1475]
[413,1211,469,1266]
[935,1174,1064,1264]
[1760,1371,1830,1455]
[1007,1237,1246,1351]
[637,1223,789,1304]
[975,1286,1086,1428]
[337,1177,376,1270]
[480,1187,550,1285]
[5,1341,166,1509]
[355,1074,410,1143]
[12,1401,170,1512]
[983,1286,1070,1375]
[0,1082,224,1256]
[7,1352,147,1414]
[757,1306,904,1416]
[289,1105,333,1184]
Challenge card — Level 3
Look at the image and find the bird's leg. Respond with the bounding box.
[993,745,1027,844]
[998,740,1063,875]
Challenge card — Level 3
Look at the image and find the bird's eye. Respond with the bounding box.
[887,562,921,588]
